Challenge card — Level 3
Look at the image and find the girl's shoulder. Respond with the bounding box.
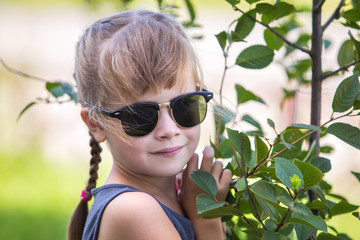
[97,191,182,240]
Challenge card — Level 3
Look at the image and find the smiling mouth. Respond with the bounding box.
[152,146,183,157]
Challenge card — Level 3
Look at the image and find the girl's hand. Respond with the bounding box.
[179,146,232,240]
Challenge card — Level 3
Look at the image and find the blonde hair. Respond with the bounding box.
[68,10,203,240]
[75,10,203,129]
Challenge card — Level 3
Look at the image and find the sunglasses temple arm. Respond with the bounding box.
[84,101,113,117]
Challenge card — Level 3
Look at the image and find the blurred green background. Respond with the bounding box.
[1,0,360,239]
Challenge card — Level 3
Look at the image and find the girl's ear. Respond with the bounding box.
[81,108,107,142]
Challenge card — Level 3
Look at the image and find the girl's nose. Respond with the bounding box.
[153,107,181,139]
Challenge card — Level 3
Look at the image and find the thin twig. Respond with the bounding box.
[216,46,230,147]
[322,59,360,80]
[232,6,311,55]
[275,191,300,232]
[321,0,345,32]
[0,58,49,83]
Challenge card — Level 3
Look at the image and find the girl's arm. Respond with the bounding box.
[180,146,232,240]
[98,192,182,240]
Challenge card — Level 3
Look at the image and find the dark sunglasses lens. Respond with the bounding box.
[172,94,207,128]
[121,105,158,137]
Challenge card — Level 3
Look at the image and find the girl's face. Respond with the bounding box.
[105,81,201,180]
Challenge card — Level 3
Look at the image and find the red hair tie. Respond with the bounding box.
[80,190,92,202]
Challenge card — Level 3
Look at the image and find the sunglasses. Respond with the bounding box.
[84,89,213,137]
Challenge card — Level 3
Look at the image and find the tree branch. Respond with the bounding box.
[315,0,326,11]
[322,58,360,80]
[232,6,311,55]
[321,0,345,32]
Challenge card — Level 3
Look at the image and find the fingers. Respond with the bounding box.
[200,146,214,171]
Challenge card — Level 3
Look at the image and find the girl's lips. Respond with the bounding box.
[152,146,183,157]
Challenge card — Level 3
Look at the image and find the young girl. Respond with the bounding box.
[68,10,232,240]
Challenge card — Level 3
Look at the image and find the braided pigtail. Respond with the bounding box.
[68,132,102,240]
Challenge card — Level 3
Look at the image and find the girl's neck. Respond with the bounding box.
[106,163,178,198]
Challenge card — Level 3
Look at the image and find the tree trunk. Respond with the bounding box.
[310,0,323,153]
[308,1,323,239]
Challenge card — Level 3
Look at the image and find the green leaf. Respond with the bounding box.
[254,194,281,221]
[227,129,252,166]
[235,177,246,192]
[184,0,196,21]
[332,73,360,112]
[306,200,329,210]
[259,1,295,24]
[337,39,355,67]
[330,200,359,216]
[196,193,225,214]
[215,31,227,51]
[293,202,313,216]
[256,3,277,14]
[234,9,256,40]
[214,105,235,135]
[264,28,284,50]
[343,9,360,22]
[324,39,332,50]
[261,230,287,240]
[351,171,360,182]
[354,93,360,110]
[241,115,264,135]
[272,129,304,159]
[191,171,217,197]
[293,159,323,190]
[250,180,278,203]
[254,134,268,163]
[267,118,275,129]
[199,205,243,218]
[275,157,304,191]
[46,81,78,102]
[235,84,265,105]
[353,0,360,9]
[290,215,327,232]
[326,122,360,149]
[320,145,334,154]
[309,157,331,173]
[317,232,343,240]
[212,139,233,159]
[352,211,360,220]
[246,0,261,4]
[256,165,277,179]
[287,123,321,132]
[292,203,315,239]
[230,31,244,43]
[236,45,274,69]
[303,141,317,162]
[17,101,37,122]
[226,0,240,6]
[290,174,302,191]
[349,31,360,58]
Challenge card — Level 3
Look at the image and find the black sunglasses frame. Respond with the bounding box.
[84,89,213,136]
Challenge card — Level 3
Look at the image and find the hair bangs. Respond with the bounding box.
[97,15,202,108]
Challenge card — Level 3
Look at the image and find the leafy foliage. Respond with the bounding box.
[191,0,360,239]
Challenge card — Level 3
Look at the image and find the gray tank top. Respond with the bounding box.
[82,184,195,240]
